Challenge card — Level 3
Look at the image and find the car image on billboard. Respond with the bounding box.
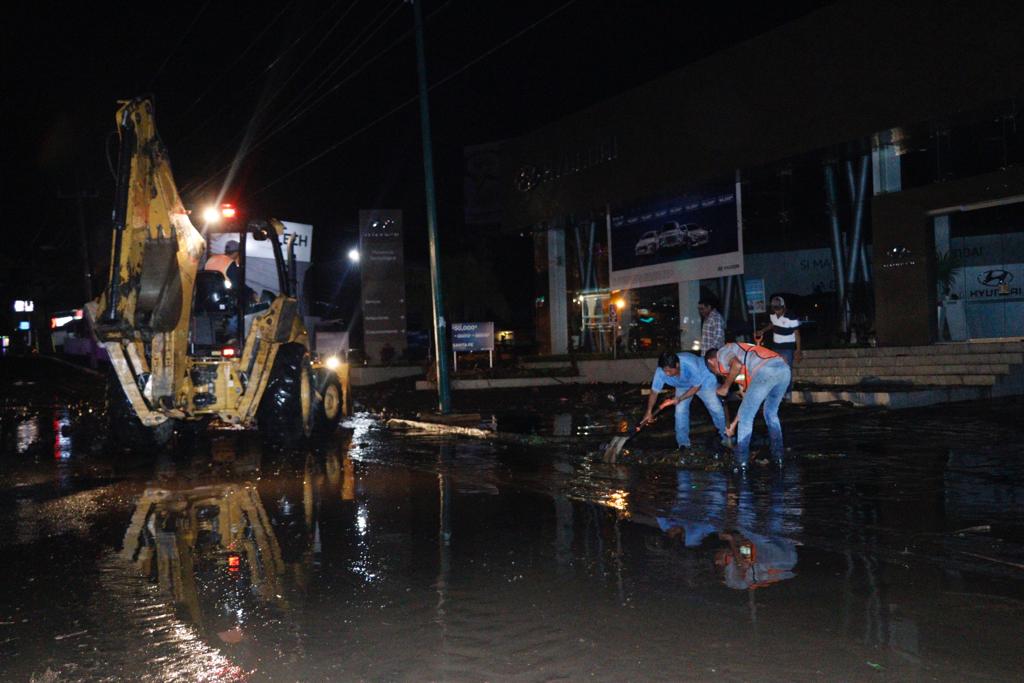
[634,230,660,256]
[657,222,687,250]
[657,221,710,251]
[682,223,710,247]
[610,183,739,276]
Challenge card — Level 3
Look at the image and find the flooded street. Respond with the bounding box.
[2,363,1023,681]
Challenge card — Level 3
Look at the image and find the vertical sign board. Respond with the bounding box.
[744,276,766,339]
[359,210,407,363]
[744,277,767,314]
[607,177,743,289]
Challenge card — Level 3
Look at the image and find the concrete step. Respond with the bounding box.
[800,341,1024,359]
[521,360,574,369]
[794,363,1011,378]
[790,386,991,409]
[795,374,998,387]
[797,352,1023,368]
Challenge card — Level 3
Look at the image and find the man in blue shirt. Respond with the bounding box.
[643,351,729,452]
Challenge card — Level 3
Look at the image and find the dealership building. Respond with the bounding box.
[468,0,1024,355]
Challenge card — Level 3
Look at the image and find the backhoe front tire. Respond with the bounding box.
[257,343,312,448]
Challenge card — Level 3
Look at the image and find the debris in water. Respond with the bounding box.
[602,436,629,463]
[54,630,88,640]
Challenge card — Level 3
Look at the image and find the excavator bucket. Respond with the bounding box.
[135,232,182,332]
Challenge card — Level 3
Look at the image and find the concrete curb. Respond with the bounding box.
[385,418,585,447]
[415,376,582,391]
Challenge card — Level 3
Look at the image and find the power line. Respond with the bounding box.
[179,1,299,127]
[149,0,214,90]
[430,0,578,91]
[253,0,578,194]
[183,0,411,198]
[264,0,406,139]
[259,0,366,105]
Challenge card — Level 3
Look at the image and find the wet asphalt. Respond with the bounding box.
[1,357,1023,681]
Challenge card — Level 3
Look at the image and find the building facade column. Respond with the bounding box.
[547,228,569,355]
[678,279,701,351]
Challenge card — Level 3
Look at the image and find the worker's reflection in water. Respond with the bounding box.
[655,470,801,590]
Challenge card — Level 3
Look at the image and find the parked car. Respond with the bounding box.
[634,230,659,256]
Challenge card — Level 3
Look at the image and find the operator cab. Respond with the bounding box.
[189,218,293,357]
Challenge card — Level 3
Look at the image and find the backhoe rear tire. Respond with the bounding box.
[106,369,174,451]
[257,343,312,449]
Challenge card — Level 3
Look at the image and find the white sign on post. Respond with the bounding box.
[452,322,495,370]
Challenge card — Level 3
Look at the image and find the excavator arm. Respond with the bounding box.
[86,97,206,424]
[85,97,345,440]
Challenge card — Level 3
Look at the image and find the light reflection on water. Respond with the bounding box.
[53,411,72,461]
[3,401,1024,680]
[16,416,38,454]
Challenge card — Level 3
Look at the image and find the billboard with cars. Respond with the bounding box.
[608,178,743,288]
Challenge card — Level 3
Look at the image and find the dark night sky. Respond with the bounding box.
[3,0,833,311]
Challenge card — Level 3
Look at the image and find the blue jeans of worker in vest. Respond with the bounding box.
[734,359,791,467]
[775,347,795,398]
[674,376,729,448]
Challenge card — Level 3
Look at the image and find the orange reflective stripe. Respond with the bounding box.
[736,342,779,361]
[735,342,780,386]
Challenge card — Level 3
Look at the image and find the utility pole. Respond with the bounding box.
[59,183,99,368]
[412,0,451,414]
[58,186,98,305]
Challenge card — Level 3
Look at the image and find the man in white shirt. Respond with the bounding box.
[757,296,801,398]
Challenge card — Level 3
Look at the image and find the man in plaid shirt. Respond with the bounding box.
[698,298,725,357]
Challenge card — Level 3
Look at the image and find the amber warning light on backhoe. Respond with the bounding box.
[202,203,237,225]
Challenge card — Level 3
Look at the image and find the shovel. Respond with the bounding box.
[602,399,673,463]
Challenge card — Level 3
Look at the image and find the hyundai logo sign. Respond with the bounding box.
[977,269,1012,287]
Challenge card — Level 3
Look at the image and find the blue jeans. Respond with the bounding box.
[734,360,790,466]
[675,377,729,448]
[775,347,795,395]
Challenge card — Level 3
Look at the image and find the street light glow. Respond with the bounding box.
[347,248,360,263]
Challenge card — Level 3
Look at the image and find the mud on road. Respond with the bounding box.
[2,356,1023,681]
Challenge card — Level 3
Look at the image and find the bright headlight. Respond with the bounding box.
[325,355,341,370]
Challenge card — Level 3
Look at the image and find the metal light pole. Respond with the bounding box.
[412,0,451,413]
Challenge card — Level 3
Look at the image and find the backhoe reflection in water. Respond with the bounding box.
[119,433,354,658]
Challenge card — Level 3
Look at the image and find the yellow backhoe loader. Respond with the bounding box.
[86,97,348,448]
